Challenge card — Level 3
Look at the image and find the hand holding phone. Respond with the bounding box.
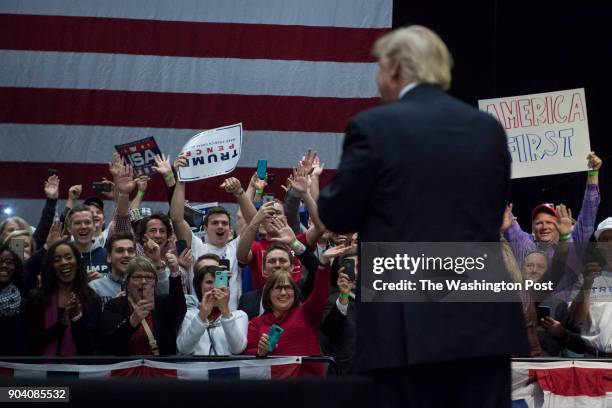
[214,270,228,288]
[92,181,112,192]
[536,305,550,323]
[342,257,356,281]
[176,239,188,256]
[256,159,268,180]
[8,238,25,261]
[267,324,284,352]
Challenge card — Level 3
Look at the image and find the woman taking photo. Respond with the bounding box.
[23,240,101,356]
[177,265,248,355]
[101,256,186,356]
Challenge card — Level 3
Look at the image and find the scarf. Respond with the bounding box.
[43,291,77,356]
[0,283,20,317]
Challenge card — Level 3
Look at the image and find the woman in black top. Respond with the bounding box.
[23,240,101,356]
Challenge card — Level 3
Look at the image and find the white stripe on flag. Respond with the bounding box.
[0,0,392,28]
[0,124,345,169]
[0,360,142,378]
[0,51,379,98]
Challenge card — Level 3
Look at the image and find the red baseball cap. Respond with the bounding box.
[531,203,559,221]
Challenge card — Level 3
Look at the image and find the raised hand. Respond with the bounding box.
[44,174,60,199]
[114,162,136,195]
[220,177,244,196]
[312,156,325,177]
[321,244,352,265]
[268,216,297,245]
[68,184,82,201]
[500,203,516,233]
[136,175,149,193]
[45,219,62,248]
[99,178,116,200]
[252,201,277,226]
[337,271,354,295]
[173,153,188,170]
[152,154,172,176]
[108,152,124,179]
[288,166,310,194]
[587,151,603,170]
[299,149,317,175]
[555,203,573,237]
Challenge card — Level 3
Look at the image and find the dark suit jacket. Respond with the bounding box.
[318,84,528,371]
[320,288,356,375]
[100,275,186,356]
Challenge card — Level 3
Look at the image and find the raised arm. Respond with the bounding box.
[220,177,257,225]
[236,201,276,264]
[33,174,60,249]
[129,175,149,210]
[169,154,193,247]
[571,152,602,243]
[287,166,324,246]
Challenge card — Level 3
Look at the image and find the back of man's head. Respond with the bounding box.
[373,25,453,91]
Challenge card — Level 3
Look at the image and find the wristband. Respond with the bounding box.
[290,240,301,250]
[256,188,264,194]
[559,233,570,242]
[137,190,145,197]
[164,172,175,181]
[234,189,245,197]
[71,312,83,322]
[588,170,599,177]
[339,293,350,299]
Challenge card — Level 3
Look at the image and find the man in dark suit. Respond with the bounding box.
[318,25,528,407]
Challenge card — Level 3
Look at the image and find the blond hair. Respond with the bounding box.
[373,25,453,90]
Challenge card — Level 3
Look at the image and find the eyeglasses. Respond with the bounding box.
[131,274,155,283]
[272,284,294,293]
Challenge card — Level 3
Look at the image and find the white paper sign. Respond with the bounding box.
[478,88,590,179]
[178,123,242,181]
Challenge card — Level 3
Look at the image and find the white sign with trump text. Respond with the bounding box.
[177,123,242,182]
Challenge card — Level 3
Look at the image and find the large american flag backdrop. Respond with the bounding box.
[0,0,391,221]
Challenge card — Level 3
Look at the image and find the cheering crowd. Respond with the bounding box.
[0,147,611,375]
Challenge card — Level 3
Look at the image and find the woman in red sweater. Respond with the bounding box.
[244,231,349,377]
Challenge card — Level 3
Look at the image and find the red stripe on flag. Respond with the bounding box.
[535,367,612,397]
[0,366,14,377]
[110,366,177,378]
[0,13,387,62]
[0,87,377,133]
[0,162,336,201]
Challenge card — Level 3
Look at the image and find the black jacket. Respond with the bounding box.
[23,288,101,356]
[318,84,528,371]
[100,275,186,356]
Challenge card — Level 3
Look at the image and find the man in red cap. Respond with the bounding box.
[502,152,603,300]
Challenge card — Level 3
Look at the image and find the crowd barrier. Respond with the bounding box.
[2,357,612,407]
